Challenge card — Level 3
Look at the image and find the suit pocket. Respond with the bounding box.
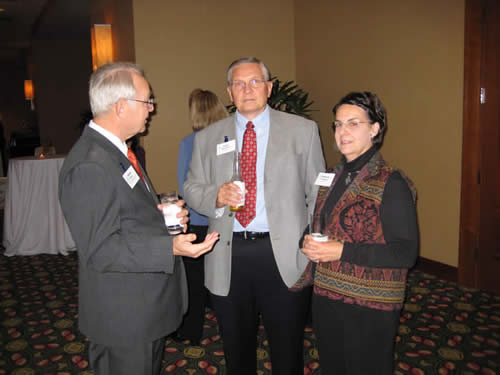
[213,152,234,185]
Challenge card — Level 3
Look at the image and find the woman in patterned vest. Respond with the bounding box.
[295,91,419,374]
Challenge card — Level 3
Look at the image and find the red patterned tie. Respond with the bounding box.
[127,148,145,182]
[236,121,257,227]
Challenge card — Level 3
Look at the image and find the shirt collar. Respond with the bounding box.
[88,120,128,156]
[235,105,270,131]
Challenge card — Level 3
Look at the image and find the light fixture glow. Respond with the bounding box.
[91,24,113,71]
[24,80,34,100]
[24,80,35,110]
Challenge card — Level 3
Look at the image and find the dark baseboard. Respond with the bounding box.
[412,257,458,283]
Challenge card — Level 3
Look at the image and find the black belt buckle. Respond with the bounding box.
[234,231,269,240]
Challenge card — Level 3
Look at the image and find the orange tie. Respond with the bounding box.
[127,148,144,182]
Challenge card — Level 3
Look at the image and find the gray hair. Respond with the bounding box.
[226,57,270,85]
[89,62,145,116]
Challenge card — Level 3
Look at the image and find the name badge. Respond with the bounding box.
[315,172,335,187]
[217,139,236,156]
[123,166,140,189]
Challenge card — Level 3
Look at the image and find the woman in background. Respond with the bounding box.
[296,91,418,374]
[175,88,228,343]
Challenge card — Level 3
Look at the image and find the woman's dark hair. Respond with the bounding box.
[332,91,387,146]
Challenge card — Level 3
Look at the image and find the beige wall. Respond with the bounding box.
[133,0,296,192]
[295,0,464,266]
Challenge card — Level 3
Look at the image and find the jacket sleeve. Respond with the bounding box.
[304,121,326,213]
[183,132,221,218]
[340,171,419,269]
[59,161,176,274]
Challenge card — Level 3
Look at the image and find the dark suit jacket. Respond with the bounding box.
[59,126,187,346]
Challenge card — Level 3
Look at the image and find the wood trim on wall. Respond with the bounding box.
[458,0,481,288]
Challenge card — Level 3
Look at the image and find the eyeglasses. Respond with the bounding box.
[230,79,267,90]
[128,98,155,107]
[332,119,371,131]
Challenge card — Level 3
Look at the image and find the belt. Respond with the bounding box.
[233,231,269,240]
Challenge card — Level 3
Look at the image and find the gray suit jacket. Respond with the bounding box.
[184,108,325,296]
[59,127,187,346]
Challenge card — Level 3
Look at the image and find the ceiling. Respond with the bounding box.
[0,0,89,63]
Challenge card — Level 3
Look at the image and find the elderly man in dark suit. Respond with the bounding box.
[184,57,325,374]
[59,62,219,375]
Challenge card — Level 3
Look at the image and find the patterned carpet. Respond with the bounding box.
[0,252,498,374]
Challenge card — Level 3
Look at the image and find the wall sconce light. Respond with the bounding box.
[91,24,113,71]
[24,80,35,110]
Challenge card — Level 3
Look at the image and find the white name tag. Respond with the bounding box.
[217,139,236,156]
[123,166,140,189]
[315,172,335,187]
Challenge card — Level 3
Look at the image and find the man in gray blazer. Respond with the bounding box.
[59,62,218,375]
[184,57,325,374]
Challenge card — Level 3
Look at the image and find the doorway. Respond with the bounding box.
[459,0,500,294]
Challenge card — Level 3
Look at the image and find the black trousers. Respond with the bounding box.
[312,294,400,375]
[177,224,208,342]
[88,337,165,375]
[211,236,311,375]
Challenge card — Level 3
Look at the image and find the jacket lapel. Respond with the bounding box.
[214,116,238,184]
[84,127,157,203]
[263,109,282,187]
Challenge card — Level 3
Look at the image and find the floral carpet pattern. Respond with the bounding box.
[0,253,498,374]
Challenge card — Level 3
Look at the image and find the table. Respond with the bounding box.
[3,155,76,256]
